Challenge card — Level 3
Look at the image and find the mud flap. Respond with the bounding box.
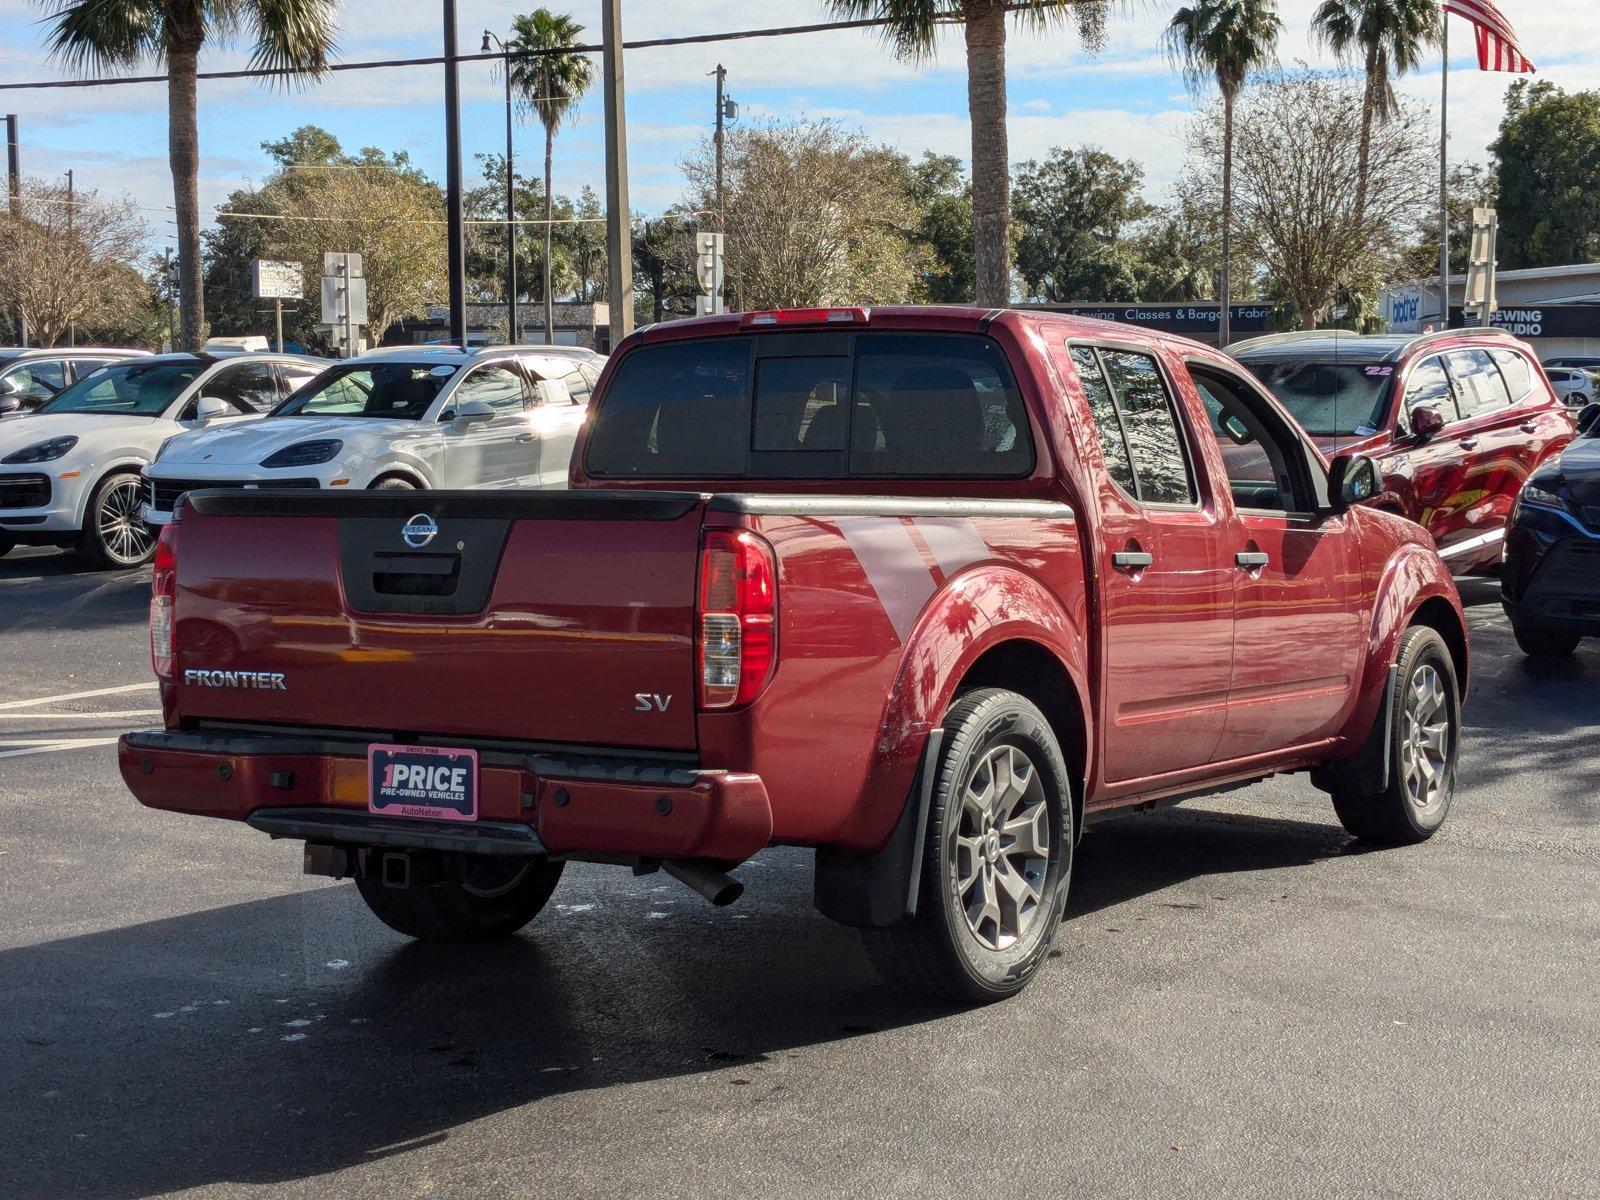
[812,730,944,928]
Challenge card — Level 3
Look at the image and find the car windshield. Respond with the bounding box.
[274,362,456,420]
[36,360,203,417]
[1241,359,1393,437]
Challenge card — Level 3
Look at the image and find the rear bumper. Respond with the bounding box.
[119,728,774,865]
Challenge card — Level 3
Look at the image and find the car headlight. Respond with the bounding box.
[1518,482,1569,515]
[261,439,342,469]
[2,435,78,464]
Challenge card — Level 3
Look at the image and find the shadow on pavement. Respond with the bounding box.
[5,804,1354,1199]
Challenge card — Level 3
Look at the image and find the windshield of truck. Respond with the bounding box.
[274,362,456,420]
[586,332,1034,479]
[36,360,204,417]
[1241,359,1393,437]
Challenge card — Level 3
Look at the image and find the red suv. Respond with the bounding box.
[1233,329,1574,573]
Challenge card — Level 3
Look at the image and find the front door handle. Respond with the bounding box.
[1459,436,1480,450]
[1112,550,1153,571]
[1236,550,1270,569]
[515,433,538,443]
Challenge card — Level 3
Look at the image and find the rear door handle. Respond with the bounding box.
[1112,550,1153,571]
[515,433,538,443]
[1236,551,1270,569]
[1459,436,1480,450]
[1520,419,1539,434]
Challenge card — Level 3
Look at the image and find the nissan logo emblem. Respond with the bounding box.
[402,513,439,549]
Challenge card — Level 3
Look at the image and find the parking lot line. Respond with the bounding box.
[0,736,124,760]
[1,710,162,721]
[0,682,158,711]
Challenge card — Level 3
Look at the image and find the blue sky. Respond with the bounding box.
[1,0,1594,251]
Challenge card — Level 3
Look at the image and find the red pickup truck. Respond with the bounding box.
[120,307,1468,1002]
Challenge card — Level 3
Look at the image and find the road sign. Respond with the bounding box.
[695,232,724,315]
[1464,207,1498,326]
[251,260,303,301]
[320,275,368,326]
[323,251,363,278]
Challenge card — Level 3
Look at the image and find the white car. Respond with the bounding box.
[0,351,326,568]
[0,346,151,416]
[1543,367,1594,409]
[142,345,605,525]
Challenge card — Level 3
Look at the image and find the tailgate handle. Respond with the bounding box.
[371,552,462,597]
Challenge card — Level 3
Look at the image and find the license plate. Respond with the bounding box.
[367,744,479,821]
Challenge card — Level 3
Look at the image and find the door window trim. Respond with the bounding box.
[1066,337,1202,512]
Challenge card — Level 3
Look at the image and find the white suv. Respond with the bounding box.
[142,345,604,526]
[0,351,325,568]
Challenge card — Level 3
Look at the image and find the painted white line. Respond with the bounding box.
[0,710,161,721]
[0,736,123,760]
[0,681,157,711]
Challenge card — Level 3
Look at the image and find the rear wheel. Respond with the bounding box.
[862,688,1073,1003]
[1330,626,1460,844]
[355,854,564,941]
[1512,624,1581,658]
[76,471,156,570]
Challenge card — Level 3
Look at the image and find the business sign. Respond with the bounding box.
[1031,303,1279,337]
[251,260,303,301]
[1448,304,1600,339]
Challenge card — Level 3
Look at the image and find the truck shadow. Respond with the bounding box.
[6,806,1346,1199]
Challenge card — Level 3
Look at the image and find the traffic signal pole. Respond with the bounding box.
[443,0,467,347]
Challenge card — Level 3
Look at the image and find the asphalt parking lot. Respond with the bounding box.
[2,544,1597,1200]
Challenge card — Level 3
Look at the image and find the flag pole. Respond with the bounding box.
[1438,13,1450,329]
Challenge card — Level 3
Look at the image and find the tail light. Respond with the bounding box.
[697,529,777,709]
[149,524,178,680]
[740,308,867,328]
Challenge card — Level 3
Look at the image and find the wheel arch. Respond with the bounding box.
[367,467,428,489]
[71,457,149,529]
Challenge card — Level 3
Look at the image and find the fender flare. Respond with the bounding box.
[72,456,150,529]
[364,457,433,489]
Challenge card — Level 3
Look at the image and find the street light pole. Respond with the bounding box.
[600,0,633,349]
[713,64,726,231]
[442,0,467,348]
[484,31,519,345]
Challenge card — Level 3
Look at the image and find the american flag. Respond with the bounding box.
[1441,0,1537,73]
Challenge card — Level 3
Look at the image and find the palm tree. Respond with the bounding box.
[41,0,339,351]
[505,8,594,344]
[828,0,1109,308]
[1312,0,1438,219]
[1163,0,1281,347]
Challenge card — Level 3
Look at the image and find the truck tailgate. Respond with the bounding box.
[168,490,705,752]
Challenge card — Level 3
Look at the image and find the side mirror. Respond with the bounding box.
[1578,401,1600,436]
[0,394,22,416]
[1411,405,1446,440]
[451,398,495,427]
[1329,453,1382,511]
[194,396,231,423]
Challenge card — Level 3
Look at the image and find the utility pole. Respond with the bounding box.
[163,248,176,352]
[601,0,634,350]
[6,114,22,346]
[713,64,726,230]
[443,0,467,347]
[66,169,75,346]
[483,30,519,344]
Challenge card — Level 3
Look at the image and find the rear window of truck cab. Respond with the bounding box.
[585,332,1035,479]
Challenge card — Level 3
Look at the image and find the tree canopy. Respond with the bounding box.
[1493,81,1600,270]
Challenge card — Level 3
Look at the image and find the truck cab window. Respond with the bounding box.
[1189,364,1311,513]
[1095,349,1197,506]
[1070,346,1137,496]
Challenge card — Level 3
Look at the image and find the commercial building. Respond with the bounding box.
[1381,263,1600,361]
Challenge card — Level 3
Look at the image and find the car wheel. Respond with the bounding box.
[368,476,418,490]
[76,471,157,570]
[1330,626,1460,845]
[861,688,1073,1003]
[355,854,565,941]
[1512,625,1581,658]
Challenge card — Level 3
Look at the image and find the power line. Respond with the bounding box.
[215,209,607,227]
[0,16,937,93]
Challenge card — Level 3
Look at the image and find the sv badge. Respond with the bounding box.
[633,693,672,713]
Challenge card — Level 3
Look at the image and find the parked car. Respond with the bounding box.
[1542,367,1592,409]
[119,306,1469,1002]
[1232,328,1574,574]
[0,350,325,568]
[1501,401,1600,657]
[0,346,151,416]
[141,345,605,524]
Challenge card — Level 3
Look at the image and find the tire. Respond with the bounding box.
[1512,624,1581,658]
[75,471,157,570]
[355,854,564,942]
[368,475,418,490]
[862,688,1074,1003]
[1330,626,1461,845]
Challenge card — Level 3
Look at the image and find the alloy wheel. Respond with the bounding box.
[1399,662,1452,812]
[98,477,155,565]
[953,744,1051,951]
